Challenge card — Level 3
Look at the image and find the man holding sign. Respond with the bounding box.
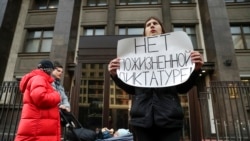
[108,16,203,141]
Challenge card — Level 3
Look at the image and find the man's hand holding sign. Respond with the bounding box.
[116,31,200,87]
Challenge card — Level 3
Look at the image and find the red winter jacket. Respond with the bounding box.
[15,69,61,141]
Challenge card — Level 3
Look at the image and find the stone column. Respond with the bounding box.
[50,0,81,84]
[198,0,244,138]
[3,0,27,81]
[107,0,116,35]
[198,0,240,81]
[161,0,172,32]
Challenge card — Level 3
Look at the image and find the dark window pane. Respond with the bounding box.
[189,35,198,49]
[119,27,143,35]
[232,35,244,49]
[48,0,58,9]
[171,0,192,4]
[225,0,234,2]
[87,0,96,6]
[237,0,250,2]
[119,0,159,5]
[119,0,127,5]
[84,27,105,36]
[171,0,181,4]
[28,31,42,38]
[41,39,52,52]
[95,29,105,35]
[98,0,107,6]
[243,26,250,33]
[173,26,198,49]
[127,27,143,35]
[231,27,241,34]
[84,29,94,36]
[243,26,250,49]
[24,30,53,52]
[43,31,53,38]
[34,0,47,9]
[245,35,250,49]
[25,40,40,52]
[119,28,126,35]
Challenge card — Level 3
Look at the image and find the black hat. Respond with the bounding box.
[37,60,54,69]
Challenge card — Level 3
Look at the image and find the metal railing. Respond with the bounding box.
[0,81,22,141]
[199,81,250,141]
[1,81,250,141]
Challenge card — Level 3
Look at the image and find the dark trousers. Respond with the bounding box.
[132,126,182,141]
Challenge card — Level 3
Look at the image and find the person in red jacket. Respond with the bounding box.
[15,60,61,141]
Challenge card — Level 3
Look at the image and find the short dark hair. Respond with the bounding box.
[143,16,166,36]
[53,61,63,69]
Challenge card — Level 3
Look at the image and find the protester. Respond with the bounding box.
[52,61,70,112]
[108,16,204,141]
[15,60,61,141]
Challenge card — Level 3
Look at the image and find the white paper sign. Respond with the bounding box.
[117,31,195,88]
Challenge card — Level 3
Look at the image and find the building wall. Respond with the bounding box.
[3,0,33,81]
[0,0,250,139]
[227,3,250,78]
[1,0,249,96]
[0,0,22,83]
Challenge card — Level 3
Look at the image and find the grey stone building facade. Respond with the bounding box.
[0,0,250,140]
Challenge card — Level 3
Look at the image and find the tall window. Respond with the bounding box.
[24,30,53,53]
[119,0,159,5]
[87,0,107,6]
[32,0,58,10]
[79,63,130,130]
[174,26,198,49]
[118,26,144,35]
[230,25,250,49]
[225,0,250,2]
[83,27,105,36]
[170,0,193,4]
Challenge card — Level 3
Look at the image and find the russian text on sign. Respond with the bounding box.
[117,31,194,88]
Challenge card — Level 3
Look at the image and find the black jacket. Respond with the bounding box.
[111,71,199,128]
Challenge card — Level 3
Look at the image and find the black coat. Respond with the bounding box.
[111,71,199,128]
